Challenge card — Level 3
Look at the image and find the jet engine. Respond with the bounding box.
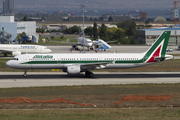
[67,65,81,75]
[12,51,21,56]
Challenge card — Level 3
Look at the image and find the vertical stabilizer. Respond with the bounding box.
[143,31,171,63]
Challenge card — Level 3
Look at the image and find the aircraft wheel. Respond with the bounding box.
[85,71,94,78]
[89,72,94,78]
[23,74,27,77]
[85,71,90,76]
[4,54,8,57]
[23,70,27,77]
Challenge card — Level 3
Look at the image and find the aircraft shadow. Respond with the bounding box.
[0,73,180,79]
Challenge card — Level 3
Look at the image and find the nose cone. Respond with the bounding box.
[6,60,13,68]
[48,49,52,52]
[87,42,93,47]
[45,49,51,53]
[89,42,93,46]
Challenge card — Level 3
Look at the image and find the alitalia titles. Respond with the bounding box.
[33,55,53,59]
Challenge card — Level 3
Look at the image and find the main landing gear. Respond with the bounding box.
[4,54,8,57]
[85,71,94,78]
[23,70,27,77]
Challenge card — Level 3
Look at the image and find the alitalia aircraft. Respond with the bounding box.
[0,44,51,57]
[6,31,173,77]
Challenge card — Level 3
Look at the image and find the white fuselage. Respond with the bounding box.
[5,31,173,77]
[77,37,93,47]
[0,44,51,55]
[6,53,173,70]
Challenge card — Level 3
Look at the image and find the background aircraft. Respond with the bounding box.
[0,44,51,57]
[71,26,93,51]
[6,31,173,77]
[72,27,111,51]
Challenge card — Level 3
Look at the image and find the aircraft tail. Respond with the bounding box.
[143,31,171,63]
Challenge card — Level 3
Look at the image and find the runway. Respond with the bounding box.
[0,72,180,88]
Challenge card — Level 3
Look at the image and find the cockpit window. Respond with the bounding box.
[12,58,18,61]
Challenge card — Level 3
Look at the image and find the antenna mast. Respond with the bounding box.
[173,0,179,27]
[80,4,85,52]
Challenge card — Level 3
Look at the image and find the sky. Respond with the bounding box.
[0,0,174,12]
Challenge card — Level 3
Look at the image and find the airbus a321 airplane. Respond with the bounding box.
[0,44,51,57]
[6,31,173,77]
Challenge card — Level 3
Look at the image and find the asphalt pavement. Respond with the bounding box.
[0,72,180,88]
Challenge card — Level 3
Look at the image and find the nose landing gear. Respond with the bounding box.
[23,70,27,77]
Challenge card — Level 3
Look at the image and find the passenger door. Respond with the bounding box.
[57,55,61,64]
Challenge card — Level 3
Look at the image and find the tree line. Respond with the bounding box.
[36,20,138,44]
[61,21,138,44]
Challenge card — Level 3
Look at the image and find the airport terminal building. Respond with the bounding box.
[0,16,37,43]
[137,28,180,45]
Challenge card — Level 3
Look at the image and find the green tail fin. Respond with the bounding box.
[143,31,171,62]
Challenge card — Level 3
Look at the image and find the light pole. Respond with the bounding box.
[80,4,85,53]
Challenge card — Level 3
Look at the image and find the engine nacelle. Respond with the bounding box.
[12,51,21,56]
[67,65,81,75]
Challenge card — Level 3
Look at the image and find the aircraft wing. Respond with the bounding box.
[0,49,12,54]
[80,62,109,70]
